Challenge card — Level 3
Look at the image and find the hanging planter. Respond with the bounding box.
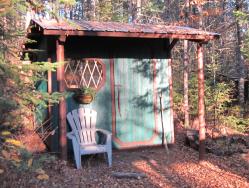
[73,87,96,104]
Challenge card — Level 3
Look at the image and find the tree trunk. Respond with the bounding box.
[196,1,203,29]
[195,0,205,162]
[84,0,96,20]
[235,0,245,116]
[183,0,190,128]
[197,43,206,161]
[184,40,190,128]
[128,0,141,23]
[136,0,141,22]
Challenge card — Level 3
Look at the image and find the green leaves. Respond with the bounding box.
[58,0,76,6]
[205,82,234,114]
[0,5,67,133]
[223,115,249,133]
[234,10,249,24]
[234,10,249,59]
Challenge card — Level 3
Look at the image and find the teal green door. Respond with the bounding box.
[113,59,160,148]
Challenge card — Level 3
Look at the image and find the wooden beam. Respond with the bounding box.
[197,42,206,161]
[43,29,219,41]
[47,58,52,97]
[58,35,66,42]
[188,39,209,43]
[56,35,67,160]
[26,32,43,38]
[110,59,116,136]
[168,39,179,51]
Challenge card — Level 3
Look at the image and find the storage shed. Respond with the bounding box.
[26,19,219,160]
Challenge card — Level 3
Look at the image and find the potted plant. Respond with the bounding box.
[73,87,96,104]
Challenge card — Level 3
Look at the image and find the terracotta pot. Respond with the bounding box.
[73,93,93,104]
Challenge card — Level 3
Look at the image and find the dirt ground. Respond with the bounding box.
[0,127,249,188]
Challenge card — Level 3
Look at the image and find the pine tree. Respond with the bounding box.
[0,0,64,132]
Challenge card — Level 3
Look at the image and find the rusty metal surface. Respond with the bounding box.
[31,19,220,38]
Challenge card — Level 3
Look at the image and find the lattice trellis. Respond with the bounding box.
[64,59,105,90]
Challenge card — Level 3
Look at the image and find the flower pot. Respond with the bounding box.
[73,93,93,104]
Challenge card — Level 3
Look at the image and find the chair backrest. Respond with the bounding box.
[67,108,97,145]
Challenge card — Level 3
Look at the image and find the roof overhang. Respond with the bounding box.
[42,30,219,41]
[28,19,220,42]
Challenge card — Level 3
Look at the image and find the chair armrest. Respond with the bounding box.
[96,129,112,145]
[67,131,75,140]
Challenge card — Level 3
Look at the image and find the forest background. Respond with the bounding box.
[0,0,249,172]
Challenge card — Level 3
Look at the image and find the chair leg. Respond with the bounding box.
[72,139,81,169]
[103,152,107,161]
[107,149,112,167]
[75,152,81,169]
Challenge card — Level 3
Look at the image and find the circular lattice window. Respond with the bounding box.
[64,59,106,90]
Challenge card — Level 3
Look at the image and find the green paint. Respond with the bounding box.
[35,80,48,125]
[113,59,172,147]
[155,59,173,144]
[51,58,173,150]
[66,59,112,132]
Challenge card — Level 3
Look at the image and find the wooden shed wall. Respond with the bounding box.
[35,36,173,150]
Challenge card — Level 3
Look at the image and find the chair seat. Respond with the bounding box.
[80,144,107,154]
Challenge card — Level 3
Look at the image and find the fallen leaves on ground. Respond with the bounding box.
[27,158,33,167]
[0,125,248,187]
[35,168,46,174]
[1,150,10,159]
[11,155,21,163]
[5,139,23,148]
[1,131,11,136]
[35,168,49,180]
[36,174,49,180]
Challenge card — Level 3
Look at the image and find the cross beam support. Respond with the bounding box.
[168,39,179,51]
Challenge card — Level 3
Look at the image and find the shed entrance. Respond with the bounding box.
[112,59,173,148]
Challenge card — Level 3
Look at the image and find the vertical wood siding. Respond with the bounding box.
[51,58,173,150]
[112,58,173,149]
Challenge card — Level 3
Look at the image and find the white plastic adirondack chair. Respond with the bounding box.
[67,108,112,169]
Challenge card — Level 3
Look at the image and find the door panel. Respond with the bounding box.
[114,59,156,144]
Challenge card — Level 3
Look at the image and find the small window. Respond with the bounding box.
[64,58,106,90]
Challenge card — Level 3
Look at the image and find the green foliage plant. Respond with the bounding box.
[222,115,249,133]
[0,0,68,131]
[75,87,96,99]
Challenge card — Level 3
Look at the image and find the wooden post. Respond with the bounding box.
[197,42,206,161]
[47,58,52,117]
[46,57,52,148]
[56,35,67,160]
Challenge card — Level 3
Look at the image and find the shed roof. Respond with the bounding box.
[29,19,220,41]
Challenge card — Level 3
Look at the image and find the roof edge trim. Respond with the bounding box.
[43,29,220,41]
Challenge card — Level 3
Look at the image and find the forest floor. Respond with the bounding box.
[0,124,249,188]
